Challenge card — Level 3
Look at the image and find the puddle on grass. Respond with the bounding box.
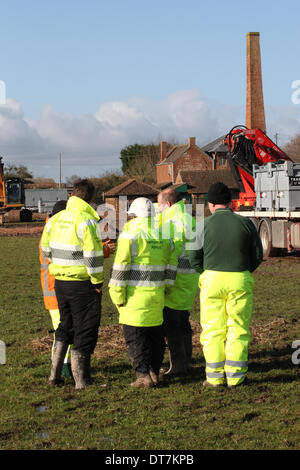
[35,431,50,439]
[37,406,48,413]
[103,436,115,444]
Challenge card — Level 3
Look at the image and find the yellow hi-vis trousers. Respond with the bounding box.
[49,309,72,364]
[199,270,254,386]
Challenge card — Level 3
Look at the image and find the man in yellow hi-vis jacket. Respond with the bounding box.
[109,197,182,388]
[189,182,263,388]
[41,179,104,390]
[157,189,199,376]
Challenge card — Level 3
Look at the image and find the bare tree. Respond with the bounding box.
[124,141,176,184]
[4,163,33,179]
[90,170,126,202]
[283,134,300,162]
[65,174,82,185]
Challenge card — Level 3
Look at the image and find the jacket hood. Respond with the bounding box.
[66,196,100,220]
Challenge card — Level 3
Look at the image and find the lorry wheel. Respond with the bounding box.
[259,219,279,258]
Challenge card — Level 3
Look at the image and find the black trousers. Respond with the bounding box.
[122,325,165,375]
[55,280,102,355]
[163,306,192,337]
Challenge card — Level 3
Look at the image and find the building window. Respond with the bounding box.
[219,156,226,167]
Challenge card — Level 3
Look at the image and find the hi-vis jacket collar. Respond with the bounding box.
[66,196,100,221]
[168,200,184,216]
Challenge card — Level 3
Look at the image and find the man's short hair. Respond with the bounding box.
[159,189,181,206]
[72,179,95,203]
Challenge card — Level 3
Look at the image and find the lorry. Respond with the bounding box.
[223,125,300,257]
[0,155,32,222]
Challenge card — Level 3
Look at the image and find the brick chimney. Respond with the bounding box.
[188,137,196,147]
[160,141,167,162]
[246,32,266,133]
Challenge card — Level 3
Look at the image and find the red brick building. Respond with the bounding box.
[156,136,231,187]
[200,135,229,170]
[156,137,213,186]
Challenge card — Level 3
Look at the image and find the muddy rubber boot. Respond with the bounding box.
[83,354,92,385]
[162,336,188,377]
[48,341,69,386]
[130,372,154,388]
[71,349,91,390]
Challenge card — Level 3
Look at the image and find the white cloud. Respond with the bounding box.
[0,92,300,180]
[266,105,300,145]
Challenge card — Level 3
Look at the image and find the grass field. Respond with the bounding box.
[0,236,299,450]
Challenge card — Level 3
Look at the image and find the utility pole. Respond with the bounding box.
[275,133,279,146]
[58,153,62,189]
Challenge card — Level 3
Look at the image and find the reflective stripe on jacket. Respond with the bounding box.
[160,200,199,310]
[109,216,182,327]
[40,196,104,285]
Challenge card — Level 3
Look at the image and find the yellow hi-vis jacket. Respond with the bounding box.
[40,196,104,285]
[109,216,182,327]
[160,200,199,311]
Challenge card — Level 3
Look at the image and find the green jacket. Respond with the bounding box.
[109,216,181,327]
[160,200,199,311]
[189,208,263,274]
[40,196,104,285]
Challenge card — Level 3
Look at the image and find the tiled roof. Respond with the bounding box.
[156,145,189,165]
[200,135,228,153]
[179,169,239,193]
[104,178,159,197]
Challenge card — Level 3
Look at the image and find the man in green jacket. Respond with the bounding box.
[157,189,199,376]
[109,197,181,388]
[189,182,263,388]
[41,179,104,389]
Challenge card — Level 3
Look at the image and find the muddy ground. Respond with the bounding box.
[0,223,45,237]
[0,213,47,237]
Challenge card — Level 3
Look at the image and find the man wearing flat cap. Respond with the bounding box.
[189,182,263,388]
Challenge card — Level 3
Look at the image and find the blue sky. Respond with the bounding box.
[0,0,300,179]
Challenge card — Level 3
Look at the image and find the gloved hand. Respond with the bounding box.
[93,283,103,294]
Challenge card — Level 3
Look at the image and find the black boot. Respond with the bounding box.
[183,333,193,370]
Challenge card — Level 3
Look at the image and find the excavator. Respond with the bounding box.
[0,155,32,222]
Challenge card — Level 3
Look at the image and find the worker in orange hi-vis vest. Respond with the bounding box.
[39,200,73,379]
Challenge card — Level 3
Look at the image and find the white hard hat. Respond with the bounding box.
[127,197,155,217]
